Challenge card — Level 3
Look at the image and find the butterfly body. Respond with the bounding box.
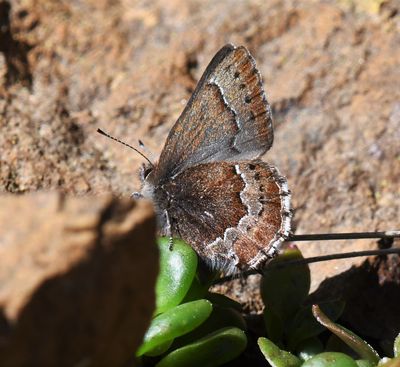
[139,44,291,274]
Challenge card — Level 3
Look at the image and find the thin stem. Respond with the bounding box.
[268,247,400,269]
[213,247,400,285]
[287,231,400,242]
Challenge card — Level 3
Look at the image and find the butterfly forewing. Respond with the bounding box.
[154,44,274,180]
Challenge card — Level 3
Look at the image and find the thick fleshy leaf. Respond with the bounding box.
[355,360,375,367]
[258,337,302,367]
[326,334,359,359]
[171,303,246,349]
[263,306,284,343]
[155,238,198,314]
[182,265,219,303]
[156,327,247,367]
[312,305,380,364]
[181,274,209,303]
[394,332,400,358]
[297,337,324,361]
[136,299,212,356]
[302,352,358,367]
[206,292,242,312]
[144,339,174,357]
[378,357,400,367]
[261,247,310,322]
[287,300,345,350]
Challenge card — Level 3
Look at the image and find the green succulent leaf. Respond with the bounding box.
[297,337,325,361]
[264,305,284,343]
[143,339,174,357]
[182,265,219,303]
[171,303,246,349]
[287,300,345,350]
[136,299,212,356]
[312,305,380,364]
[261,247,310,323]
[155,327,247,367]
[206,292,242,312]
[302,352,359,367]
[326,334,359,359]
[180,274,209,303]
[394,332,400,358]
[355,360,376,367]
[378,356,400,367]
[155,238,198,315]
[258,337,302,367]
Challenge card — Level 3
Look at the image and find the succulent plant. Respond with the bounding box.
[137,238,247,366]
[136,238,400,367]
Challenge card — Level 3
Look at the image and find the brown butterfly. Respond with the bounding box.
[135,44,291,274]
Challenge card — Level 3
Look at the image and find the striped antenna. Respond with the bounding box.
[97,128,153,167]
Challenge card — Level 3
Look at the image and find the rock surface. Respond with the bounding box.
[0,193,158,366]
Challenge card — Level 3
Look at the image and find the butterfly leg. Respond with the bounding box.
[164,209,174,251]
[131,192,143,199]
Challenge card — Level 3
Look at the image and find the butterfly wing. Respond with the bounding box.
[163,161,291,273]
[154,44,274,180]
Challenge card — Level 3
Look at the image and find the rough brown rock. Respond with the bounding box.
[0,193,158,366]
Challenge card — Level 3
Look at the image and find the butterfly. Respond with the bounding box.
[131,44,292,274]
[98,44,292,275]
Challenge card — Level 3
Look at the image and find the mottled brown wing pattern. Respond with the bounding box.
[164,161,291,273]
[154,44,273,180]
[137,44,292,274]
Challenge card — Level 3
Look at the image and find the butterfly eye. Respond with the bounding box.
[139,164,153,181]
[143,166,153,179]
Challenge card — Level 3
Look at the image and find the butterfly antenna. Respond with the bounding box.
[138,139,156,162]
[97,128,153,167]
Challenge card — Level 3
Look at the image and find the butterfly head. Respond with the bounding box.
[139,162,153,182]
[137,162,155,198]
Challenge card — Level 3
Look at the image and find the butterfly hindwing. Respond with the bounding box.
[163,161,290,273]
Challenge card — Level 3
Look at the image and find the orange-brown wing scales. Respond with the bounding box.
[210,46,273,155]
[166,162,247,243]
[165,161,291,273]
